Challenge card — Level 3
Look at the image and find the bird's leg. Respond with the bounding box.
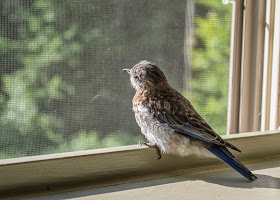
[139,141,162,160]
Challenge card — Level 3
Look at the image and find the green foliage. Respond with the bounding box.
[187,0,232,134]
[0,0,231,159]
[45,131,143,154]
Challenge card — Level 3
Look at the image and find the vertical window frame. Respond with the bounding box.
[227,0,279,134]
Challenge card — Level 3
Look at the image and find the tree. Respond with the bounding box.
[0,0,231,158]
[188,0,232,134]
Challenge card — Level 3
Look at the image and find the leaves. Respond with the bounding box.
[188,1,232,134]
[0,0,231,158]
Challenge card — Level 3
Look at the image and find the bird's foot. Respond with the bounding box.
[139,141,162,160]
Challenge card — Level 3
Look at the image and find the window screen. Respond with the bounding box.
[0,0,232,159]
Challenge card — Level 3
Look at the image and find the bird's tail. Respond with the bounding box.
[207,145,257,182]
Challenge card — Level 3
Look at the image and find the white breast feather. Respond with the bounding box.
[135,104,213,158]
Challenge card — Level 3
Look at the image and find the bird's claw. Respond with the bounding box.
[138,141,146,146]
[156,147,162,160]
[139,141,162,160]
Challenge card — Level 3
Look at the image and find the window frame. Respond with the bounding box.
[1,0,280,197]
[227,0,280,134]
[0,130,280,197]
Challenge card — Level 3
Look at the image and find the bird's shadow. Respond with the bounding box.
[26,161,280,200]
[186,159,280,189]
[192,173,280,189]
[28,173,280,200]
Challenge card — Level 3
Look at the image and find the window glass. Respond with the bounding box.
[0,0,232,159]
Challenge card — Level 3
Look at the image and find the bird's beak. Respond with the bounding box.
[123,69,131,75]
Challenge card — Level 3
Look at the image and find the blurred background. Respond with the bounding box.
[0,0,232,159]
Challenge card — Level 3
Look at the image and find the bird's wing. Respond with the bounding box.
[153,97,241,152]
[208,145,257,181]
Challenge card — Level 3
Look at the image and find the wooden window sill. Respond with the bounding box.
[1,130,280,199]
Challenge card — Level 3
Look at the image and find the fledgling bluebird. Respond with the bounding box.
[123,60,257,182]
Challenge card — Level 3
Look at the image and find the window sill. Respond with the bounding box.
[1,130,280,198]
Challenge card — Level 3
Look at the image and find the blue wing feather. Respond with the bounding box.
[154,112,241,152]
[207,145,257,182]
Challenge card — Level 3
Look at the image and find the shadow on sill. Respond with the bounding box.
[24,158,280,200]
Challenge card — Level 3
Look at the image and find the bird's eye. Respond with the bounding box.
[134,75,139,80]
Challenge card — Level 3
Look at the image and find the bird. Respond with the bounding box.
[123,60,257,182]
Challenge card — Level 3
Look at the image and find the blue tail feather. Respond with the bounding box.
[207,145,257,182]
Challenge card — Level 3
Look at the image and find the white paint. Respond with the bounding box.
[270,0,280,130]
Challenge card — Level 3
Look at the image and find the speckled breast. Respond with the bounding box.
[133,100,176,152]
[132,100,212,158]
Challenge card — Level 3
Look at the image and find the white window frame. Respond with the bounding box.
[0,130,280,197]
[1,0,280,197]
[227,0,280,134]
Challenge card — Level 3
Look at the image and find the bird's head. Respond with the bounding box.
[123,60,169,95]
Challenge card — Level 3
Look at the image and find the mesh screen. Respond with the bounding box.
[0,0,232,159]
